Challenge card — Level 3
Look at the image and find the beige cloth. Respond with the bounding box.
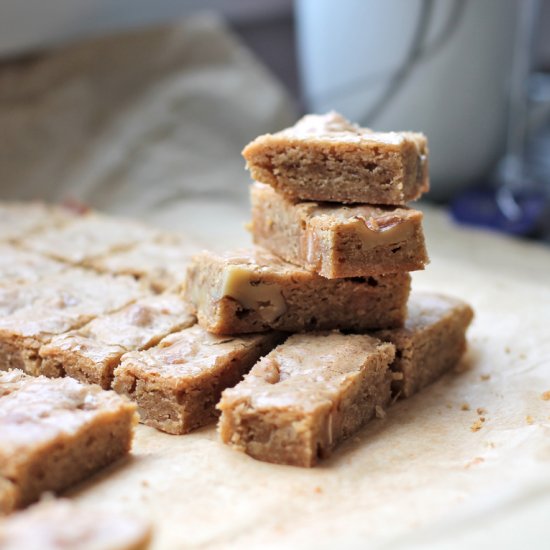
[2,13,550,550]
[0,14,295,218]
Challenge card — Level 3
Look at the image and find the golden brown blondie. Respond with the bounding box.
[251,182,428,278]
[218,332,395,467]
[185,248,410,334]
[242,112,429,205]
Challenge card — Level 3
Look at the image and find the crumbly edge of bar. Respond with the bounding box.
[0,334,43,376]
[317,222,429,278]
[378,303,474,397]
[113,370,225,435]
[244,139,427,205]
[1,406,136,512]
[38,345,123,390]
[218,403,322,467]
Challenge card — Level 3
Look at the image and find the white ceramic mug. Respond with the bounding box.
[296,0,519,199]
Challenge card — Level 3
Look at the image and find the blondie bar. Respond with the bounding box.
[0,499,152,550]
[242,112,429,205]
[0,244,66,287]
[218,332,395,467]
[185,248,410,334]
[0,270,145,375]
[39,294,196,389]
[375,292,474,397]
[0,370,137,513]
[20,214,156,265]
[91,232,201,292]
[251,182,428,278]
[113,326,282,434]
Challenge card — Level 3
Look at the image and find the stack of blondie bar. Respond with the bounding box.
[184,112,474,466]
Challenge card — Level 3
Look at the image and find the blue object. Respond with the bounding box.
[450,187,549,237]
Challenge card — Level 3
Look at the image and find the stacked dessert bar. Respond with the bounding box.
[185,112,473,466]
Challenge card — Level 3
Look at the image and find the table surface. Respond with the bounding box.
[70,201,550,550]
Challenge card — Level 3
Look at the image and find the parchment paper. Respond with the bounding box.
[65,207,550,550]
[1,14,549,549]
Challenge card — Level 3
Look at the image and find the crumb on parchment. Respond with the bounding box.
[470,419,484,432]
[526,415,534,425]
[541,391,550,401]
[480,374,491,381]
[464,457,484,469]
[461,403,470,411]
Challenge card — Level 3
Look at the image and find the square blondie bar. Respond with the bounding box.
[0,370,137,514]
[39,294,196,389]
[185,248,410,334]
[218,332,395,467]
[0,244,66,287]
[0,499,152,550]
[375,292,474,397]
[251,182,428,278]
[0,269,145,375]
[113,325,282,435]
[91,232,201,292]
[20,214,156,265]
[242,112,429,205]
